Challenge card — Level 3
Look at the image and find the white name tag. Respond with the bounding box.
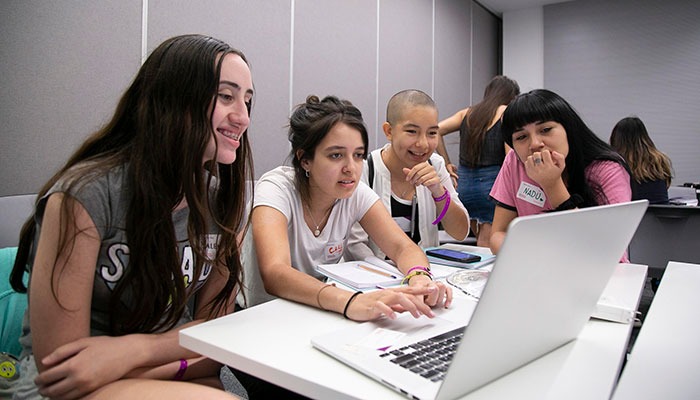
[324,242,344,263]
[517,181,546,208]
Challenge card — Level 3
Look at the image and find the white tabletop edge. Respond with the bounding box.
[180,263,648,400]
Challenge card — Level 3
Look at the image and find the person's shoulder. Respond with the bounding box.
[502,149,518,164]
[367,147,383,167]
[348,181,380,213]
[495,150,522,182]
[588,159,626,173]
[586,159,630,183]
[352,180,371,196]
[257,166,298,197]
[353,181,380,202]
[58,161,126,195]
[259,166,294,183]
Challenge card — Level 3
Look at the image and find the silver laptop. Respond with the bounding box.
[312,200,648,400]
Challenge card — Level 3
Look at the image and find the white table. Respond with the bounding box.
[613,261,700,399]
[181,263,647,400]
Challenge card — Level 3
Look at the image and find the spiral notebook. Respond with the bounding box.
[312,200,648,400]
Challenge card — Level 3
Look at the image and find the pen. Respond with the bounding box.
[375,284,390,290]
[358,264,397,279]
[409,193,417,238]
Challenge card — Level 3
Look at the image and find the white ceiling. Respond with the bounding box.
[477,0,572,15]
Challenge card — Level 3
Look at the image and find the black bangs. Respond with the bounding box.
[501,89,569,147]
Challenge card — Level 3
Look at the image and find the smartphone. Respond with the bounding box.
[426,248,481,263]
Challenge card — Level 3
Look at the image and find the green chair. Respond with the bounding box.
[1,247,26,358]
[0,194,35,358]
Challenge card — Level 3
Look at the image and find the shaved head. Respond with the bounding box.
[386,89,437,125]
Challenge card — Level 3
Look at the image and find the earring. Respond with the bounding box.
[305,170,310,178]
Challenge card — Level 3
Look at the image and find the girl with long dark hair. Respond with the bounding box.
[10,34,253,399]
[489,89,631,255]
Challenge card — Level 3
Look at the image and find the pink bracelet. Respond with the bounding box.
[402,270,433,284]
[432,190,451,225]
[173,358,188,381]
[406,265,431,276]
[432,187,449,202]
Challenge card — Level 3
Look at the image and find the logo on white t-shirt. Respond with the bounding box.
[517,181,546,208]
[324,242,344,263]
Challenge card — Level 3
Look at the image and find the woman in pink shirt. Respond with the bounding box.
[489,89,631,255]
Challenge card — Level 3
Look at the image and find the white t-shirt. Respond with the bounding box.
[239,166,379,307]
[346,145,469,260]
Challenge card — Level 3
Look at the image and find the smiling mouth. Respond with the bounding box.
[218,128,241,141]
[409,150,427,158]
[339,179,355,184]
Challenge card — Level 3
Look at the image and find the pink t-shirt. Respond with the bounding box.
[490,150,632,261]
[490,150,631,215]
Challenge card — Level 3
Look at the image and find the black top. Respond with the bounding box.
[390,195,421,244]
[632,179,668,204]
[459,118,505,168]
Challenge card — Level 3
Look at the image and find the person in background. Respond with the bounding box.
[241,95,451,320]
[609,116,673,204]
[9,34,254,400]
[489,89,631,256]
[346,89,470,261]
[436,76,520,247]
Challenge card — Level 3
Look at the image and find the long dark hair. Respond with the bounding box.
[501,89,628,207]
[464,75,519,165]
[610,116,672,185]
[287,95,368,204]
[10,34,254,334]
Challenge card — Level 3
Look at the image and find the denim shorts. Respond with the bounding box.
[457,164,501,224]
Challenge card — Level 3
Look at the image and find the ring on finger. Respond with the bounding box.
[534,157,542,165]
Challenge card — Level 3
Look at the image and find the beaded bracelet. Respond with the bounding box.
[173,358,188,381]
[316,283,336,311]
[343,291,363,319]
[431,189,451,225]
[401,270,433,285]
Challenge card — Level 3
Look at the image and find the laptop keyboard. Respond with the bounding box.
[379,327,465,382]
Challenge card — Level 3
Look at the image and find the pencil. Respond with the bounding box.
[357,264,397,279]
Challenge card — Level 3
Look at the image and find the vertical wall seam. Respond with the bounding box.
[141,0,148,64]
[469,1,474,105]
[431,0,435,97]
[375,0,381,149]
[289,0,295,115]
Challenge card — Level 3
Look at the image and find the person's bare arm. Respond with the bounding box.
[437,108,468,186]
[359,201,452,311]
[489,205,517,254]
[253,203,440,321]
[30,193,99,369]
[252,205,325,306]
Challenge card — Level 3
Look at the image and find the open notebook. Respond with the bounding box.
[316,255,461,290]
[312,200,648,400]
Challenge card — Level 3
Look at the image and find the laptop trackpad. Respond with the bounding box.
[342,296,475,354]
